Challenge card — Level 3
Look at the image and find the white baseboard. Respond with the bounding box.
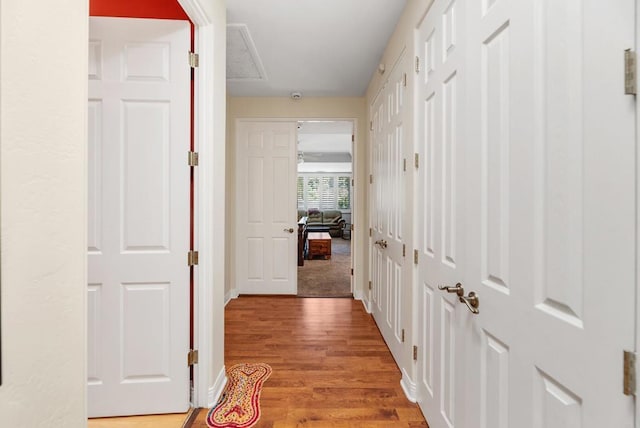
[400,368,418,403]
[207,366,228,408]
[354,289,372,314]
[224,289,238,306]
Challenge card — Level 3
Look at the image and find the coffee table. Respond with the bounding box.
[307,232,332,260]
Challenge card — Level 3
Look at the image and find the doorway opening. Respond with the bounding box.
[296,120,354,297]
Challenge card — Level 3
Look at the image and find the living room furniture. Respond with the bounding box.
[297,209,346,237]
[307,232,332,259]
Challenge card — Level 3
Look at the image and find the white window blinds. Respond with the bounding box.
[297,174,351,211]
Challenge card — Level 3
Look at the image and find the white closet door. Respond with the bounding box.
[463,1,636,427]
[370,52,411,365]
[414,0,468,425]
[415,1,636,427]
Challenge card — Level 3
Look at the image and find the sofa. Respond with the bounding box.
[297,209,346,237]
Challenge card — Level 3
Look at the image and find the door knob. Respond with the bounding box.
[438,283,464,297]
[284,228,294,233]
[374,239,388,249]
[459,292,480,314]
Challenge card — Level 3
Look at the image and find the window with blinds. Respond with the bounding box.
[297,174,351,211]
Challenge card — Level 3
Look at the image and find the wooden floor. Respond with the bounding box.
[88,412,190,428]
[192,296,428,427]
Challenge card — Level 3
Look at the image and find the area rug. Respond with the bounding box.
[206,363,272,428]
[298,238,352,297]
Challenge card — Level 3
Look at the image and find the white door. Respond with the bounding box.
[414,0,468,425]
[236,121,298,294]
[88,17,191,417]
[415,1,636,427]
[370,52,410,363]
[462,1,636,427]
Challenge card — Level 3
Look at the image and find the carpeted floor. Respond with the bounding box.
[297,238,352,297]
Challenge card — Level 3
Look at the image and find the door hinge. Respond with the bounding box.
[403,158,407,172]
[403,72,407,87]
[189,52,199,68]
[351,224,354,231]
[401,329,405,343]
[369,227,372,237]
[624,350,636,395]
[350,268,354,276]
[188,349,199,366]
[351,134,355,142]
[415,153,420,169]
[188,250,199,266]
[413,345,418,361]
[351,178,354,187]
[415,56,420,73]
[369,174,373,184]
[370,121,374,131]
[368,280,372,290]
[625,49,637,95]
[188,151,199,166]
[403,244,406,257]
[414,249,419,265]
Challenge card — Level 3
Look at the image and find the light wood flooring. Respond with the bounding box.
[88,412,190,428]
[192,296,428,427]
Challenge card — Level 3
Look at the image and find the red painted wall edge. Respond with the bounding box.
[90,0,189,20]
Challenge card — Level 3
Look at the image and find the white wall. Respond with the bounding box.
[226,97,367,300]
[0,0,88,426]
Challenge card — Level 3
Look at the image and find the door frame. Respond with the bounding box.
[176,0,227,408]
[232,117,360,298]
[627,1,640,426]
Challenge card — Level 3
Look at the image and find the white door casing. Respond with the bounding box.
[370,52,411,366]
[236,121,298,295]
[414,1,636,427]
[88,17,191,417]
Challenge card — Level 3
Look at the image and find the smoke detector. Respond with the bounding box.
[290,91,302,100]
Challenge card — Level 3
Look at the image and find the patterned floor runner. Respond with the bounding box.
[206,363,272,428]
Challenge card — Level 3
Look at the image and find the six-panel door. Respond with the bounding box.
[414,1,636,427]
[88,17,191,417]
[236,121,298,295]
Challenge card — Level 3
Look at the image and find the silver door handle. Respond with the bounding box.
[459,292,480,314]
[438,283,464,297]
[374,239,387,248]
[284,228,294,233]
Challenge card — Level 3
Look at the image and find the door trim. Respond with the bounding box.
[176,0,226,409]
[230,117,360,300]
[635,1,640,426]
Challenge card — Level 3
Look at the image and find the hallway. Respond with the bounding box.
[192,297,427,427]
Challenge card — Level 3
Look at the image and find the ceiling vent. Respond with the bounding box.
[227,24,267,81]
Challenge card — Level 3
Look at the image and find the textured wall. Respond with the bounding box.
[0,0,88,427]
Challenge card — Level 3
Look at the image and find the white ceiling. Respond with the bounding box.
[298,120,353,156]
[226,0,408,97]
